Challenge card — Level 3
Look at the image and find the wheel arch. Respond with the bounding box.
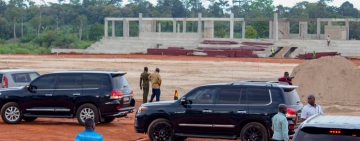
[144,114,172,134]
[237,119,271,140]
[1,100,20,111]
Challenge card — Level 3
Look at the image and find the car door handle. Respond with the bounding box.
[45,94,53,96]
[237,110,247,114]
[202,109,213,113]
[73,93,81,96]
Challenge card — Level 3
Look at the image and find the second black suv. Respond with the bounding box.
[0,70,135,125]
[134,80,303,141]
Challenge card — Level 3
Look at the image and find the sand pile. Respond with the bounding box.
[291,56,360,105]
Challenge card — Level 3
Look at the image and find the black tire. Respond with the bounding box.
[1,102,22,124]
[174,136,187,141]
[240,122,268,141]
[100,117,115,123]
[147,118,174,141]
[23,117,37,122]
[76,103,99,125]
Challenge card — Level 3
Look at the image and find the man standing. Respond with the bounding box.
[271,104,289,141]
[75,118,104,141]
[300,94,324,121]
[278,72,294,85]
[271,47,275,57]
[148,68,162,102]
[327,35,331,46]
[140,67,150,103]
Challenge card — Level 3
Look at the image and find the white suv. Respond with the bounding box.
[0,69,40,88]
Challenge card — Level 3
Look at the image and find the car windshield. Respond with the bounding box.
[295,127,360,141]
[112,74,129,89]
[11,72,40,83]
[283,88,301,105]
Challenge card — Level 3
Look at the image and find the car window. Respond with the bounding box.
[295,127,360,141]
[217,87,244,104]
[112,74,129,89]
[11,72,40,83]
[56,74,81,89]
[283,89,301,105]
[29,72,40,80]
[82,74,112,89]
[31,75,56,89]
[246,88,271,104]
[187,87,218,104]
[270,88,285,105]
[0,74,2,83]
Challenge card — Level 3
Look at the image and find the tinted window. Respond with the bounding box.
[0,74,2,83]
[12,72,39,83]
[186,87,218,104]
[270,88,285,105]
[112,74,129,89]
[218,87,243,104]
[295,127,360,141]
[246,88,271,104]
[31,75,56,89]
[283,89,301,105]
[82,74,111,89]
[56,74,81,89]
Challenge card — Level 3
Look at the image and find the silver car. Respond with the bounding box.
[0,69,40,88]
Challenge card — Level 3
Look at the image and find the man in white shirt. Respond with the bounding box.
[300,94,324,122]
[327,35,330,46]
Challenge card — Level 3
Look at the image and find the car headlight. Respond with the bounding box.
[137,106,147,114]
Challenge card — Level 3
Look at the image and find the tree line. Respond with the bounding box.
[0,0,359,54]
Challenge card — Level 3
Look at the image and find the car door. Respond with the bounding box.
[21,74,57,115]
[175,86,219,134]
[52,74,82,114]
[212,86,248,135]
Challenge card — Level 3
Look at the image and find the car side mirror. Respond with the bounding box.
[26,85,37,93]
[181,97,187,105]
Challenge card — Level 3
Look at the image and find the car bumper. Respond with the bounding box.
[104,107,135,118]
[134,115,147,133]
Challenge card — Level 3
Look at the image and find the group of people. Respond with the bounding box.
[272,72,324,141]
[140,67,162,103]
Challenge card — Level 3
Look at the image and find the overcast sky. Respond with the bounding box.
[5,0,360,9]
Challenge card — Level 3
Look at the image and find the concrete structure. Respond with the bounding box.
[52,13,360,57]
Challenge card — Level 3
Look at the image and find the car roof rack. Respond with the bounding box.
[228,80,296,88]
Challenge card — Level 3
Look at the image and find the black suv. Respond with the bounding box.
[134,80,303,141]
[0,70,135,125]
[292,114,360,141]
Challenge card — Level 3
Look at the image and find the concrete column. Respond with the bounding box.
[158,23,161,32]
[139,13,142,34]
[183,19,186,33]
[328,20,332,26]
[123,19,127,37]
[242,21,246,39]
[269,21,272,39]
[104,19,108,37]
[212,20,214,38]
[274,13,278,42]
[346,21,349,40]
[173,20,176,33]
[230,13,234,39]
[177,23,180,32]
[112,20,115,37]
[317,18,320,39]
[198,13,202,38]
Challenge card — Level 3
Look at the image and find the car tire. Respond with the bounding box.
[23,117,37,122]
[174,136,187,141]
[100,117,115,123]
[147,118,174,141]
[240,122,268,141]
[76,103,99,125]
[1,102,22,124]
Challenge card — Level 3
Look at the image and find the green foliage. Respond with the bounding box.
[89,23,104,41]
[245,26,258,39]
[0,43,50,54]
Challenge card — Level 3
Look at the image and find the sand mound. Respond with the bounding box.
[291,56,360,105]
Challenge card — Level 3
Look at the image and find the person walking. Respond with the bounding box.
[140,67,150,103]
[75,118,104,141]
[327,35,331,46]
[300,94,324,122]
[148,68,162,102]
[271,104,289,141]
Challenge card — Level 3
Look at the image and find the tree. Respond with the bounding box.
[5,6,21,39]
[245,25,258,38]
[76,15,87,40]
[89,23,104,41]
[0,16,11,39]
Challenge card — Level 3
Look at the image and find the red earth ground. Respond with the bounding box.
[1,54,353,141]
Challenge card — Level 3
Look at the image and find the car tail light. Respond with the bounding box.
[130,90,134,95]
[116,105,121,110]
[3,76,8,88]
[329,129,341,134]
[288,124,295,129]
[110,90,123,99]
[286,108,296,118]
